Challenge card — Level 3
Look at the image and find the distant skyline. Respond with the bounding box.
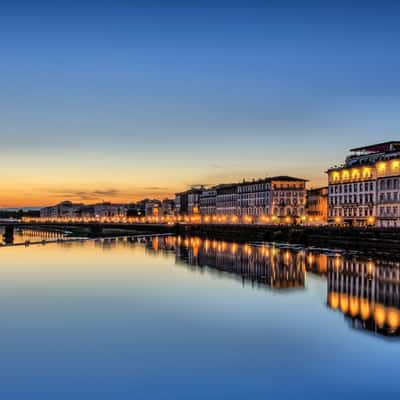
[1,0,399,207]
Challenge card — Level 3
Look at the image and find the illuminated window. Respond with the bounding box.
[378,162,386,173]
[352,169,359,179]
[362,168,371,178]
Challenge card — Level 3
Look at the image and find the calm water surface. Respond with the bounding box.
[0,235,399,399]
[1,227,67,245]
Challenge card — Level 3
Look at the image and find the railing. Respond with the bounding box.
[22,214,314,226]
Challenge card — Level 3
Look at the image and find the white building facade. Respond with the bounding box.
[269,177,307,221]
[216,184,238,217]
[199,188,217,216]
[93,203,128,218]
[175,187,204,217]
[40,201,84,218]
[327,141,400,227]
[198,176,307,223]
[40,202,128,219]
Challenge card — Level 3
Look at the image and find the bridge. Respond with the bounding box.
[0,221,177,244]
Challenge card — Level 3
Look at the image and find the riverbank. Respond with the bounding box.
[177,224,400,257]
[13,222,400,257]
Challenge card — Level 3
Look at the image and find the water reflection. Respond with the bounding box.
[1,235,400,398]
[2,230,400,339]
[143,235,400,338]
[327,258,400,336]
[0,227,66,245]
[146,236,306,289]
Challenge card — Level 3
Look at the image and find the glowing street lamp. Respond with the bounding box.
[367,217,375,226]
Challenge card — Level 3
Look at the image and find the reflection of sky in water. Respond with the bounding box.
[0,238,399,399]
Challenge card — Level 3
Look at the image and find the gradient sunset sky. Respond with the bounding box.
[1,0,399,207]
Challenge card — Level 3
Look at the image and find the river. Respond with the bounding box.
[0,235,399,399]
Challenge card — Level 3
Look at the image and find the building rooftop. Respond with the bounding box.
[327,141,400,172]
[350,141,400,154]
[215,183,238,188]
[176,176,308,195]
[307,186,328,194]
[175,187,205,196]
[269,175,308,182]
[239,176,308,185]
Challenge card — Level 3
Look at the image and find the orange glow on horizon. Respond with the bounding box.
[0,184,176,208]
[0,163,327,208]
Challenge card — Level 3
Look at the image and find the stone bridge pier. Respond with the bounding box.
[3,225,14,244]
[88,224,103,237]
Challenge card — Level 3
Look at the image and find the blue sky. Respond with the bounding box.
[1,0,399,205]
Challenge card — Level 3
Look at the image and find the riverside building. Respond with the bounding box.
[237,176,307,223]
[175,187,204,218]
[40,201,128,219]
[199,188,217,217]
[216,184,238,218]
[306,187,328,224]
[196,176,307,223]
[40,201,84,218]
[160,198,175,217]
[327,141,400,227]
[144,199,162,217]
[92,203,128,218]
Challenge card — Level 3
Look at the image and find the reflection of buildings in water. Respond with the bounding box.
[146,236,306,290]
[327,257,400,336]
[194,241,306,289]
[141,236,400,337]
[144,236,176,256]
[94,238,119,250]
[306,252,328,275]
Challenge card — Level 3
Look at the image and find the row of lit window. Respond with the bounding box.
[240,193,270,199]
[273,199,304,205]
[330,194,374,205]
[330,182,374,194]
[379,206,400,216]
[238,183,268,193]
[331,170,373,181]
[330,208,373,217]
[379,192,399,202]
[380,178,400,190]
[215,203,236,208]
[274,191,304,197]
[240,200,270,206]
